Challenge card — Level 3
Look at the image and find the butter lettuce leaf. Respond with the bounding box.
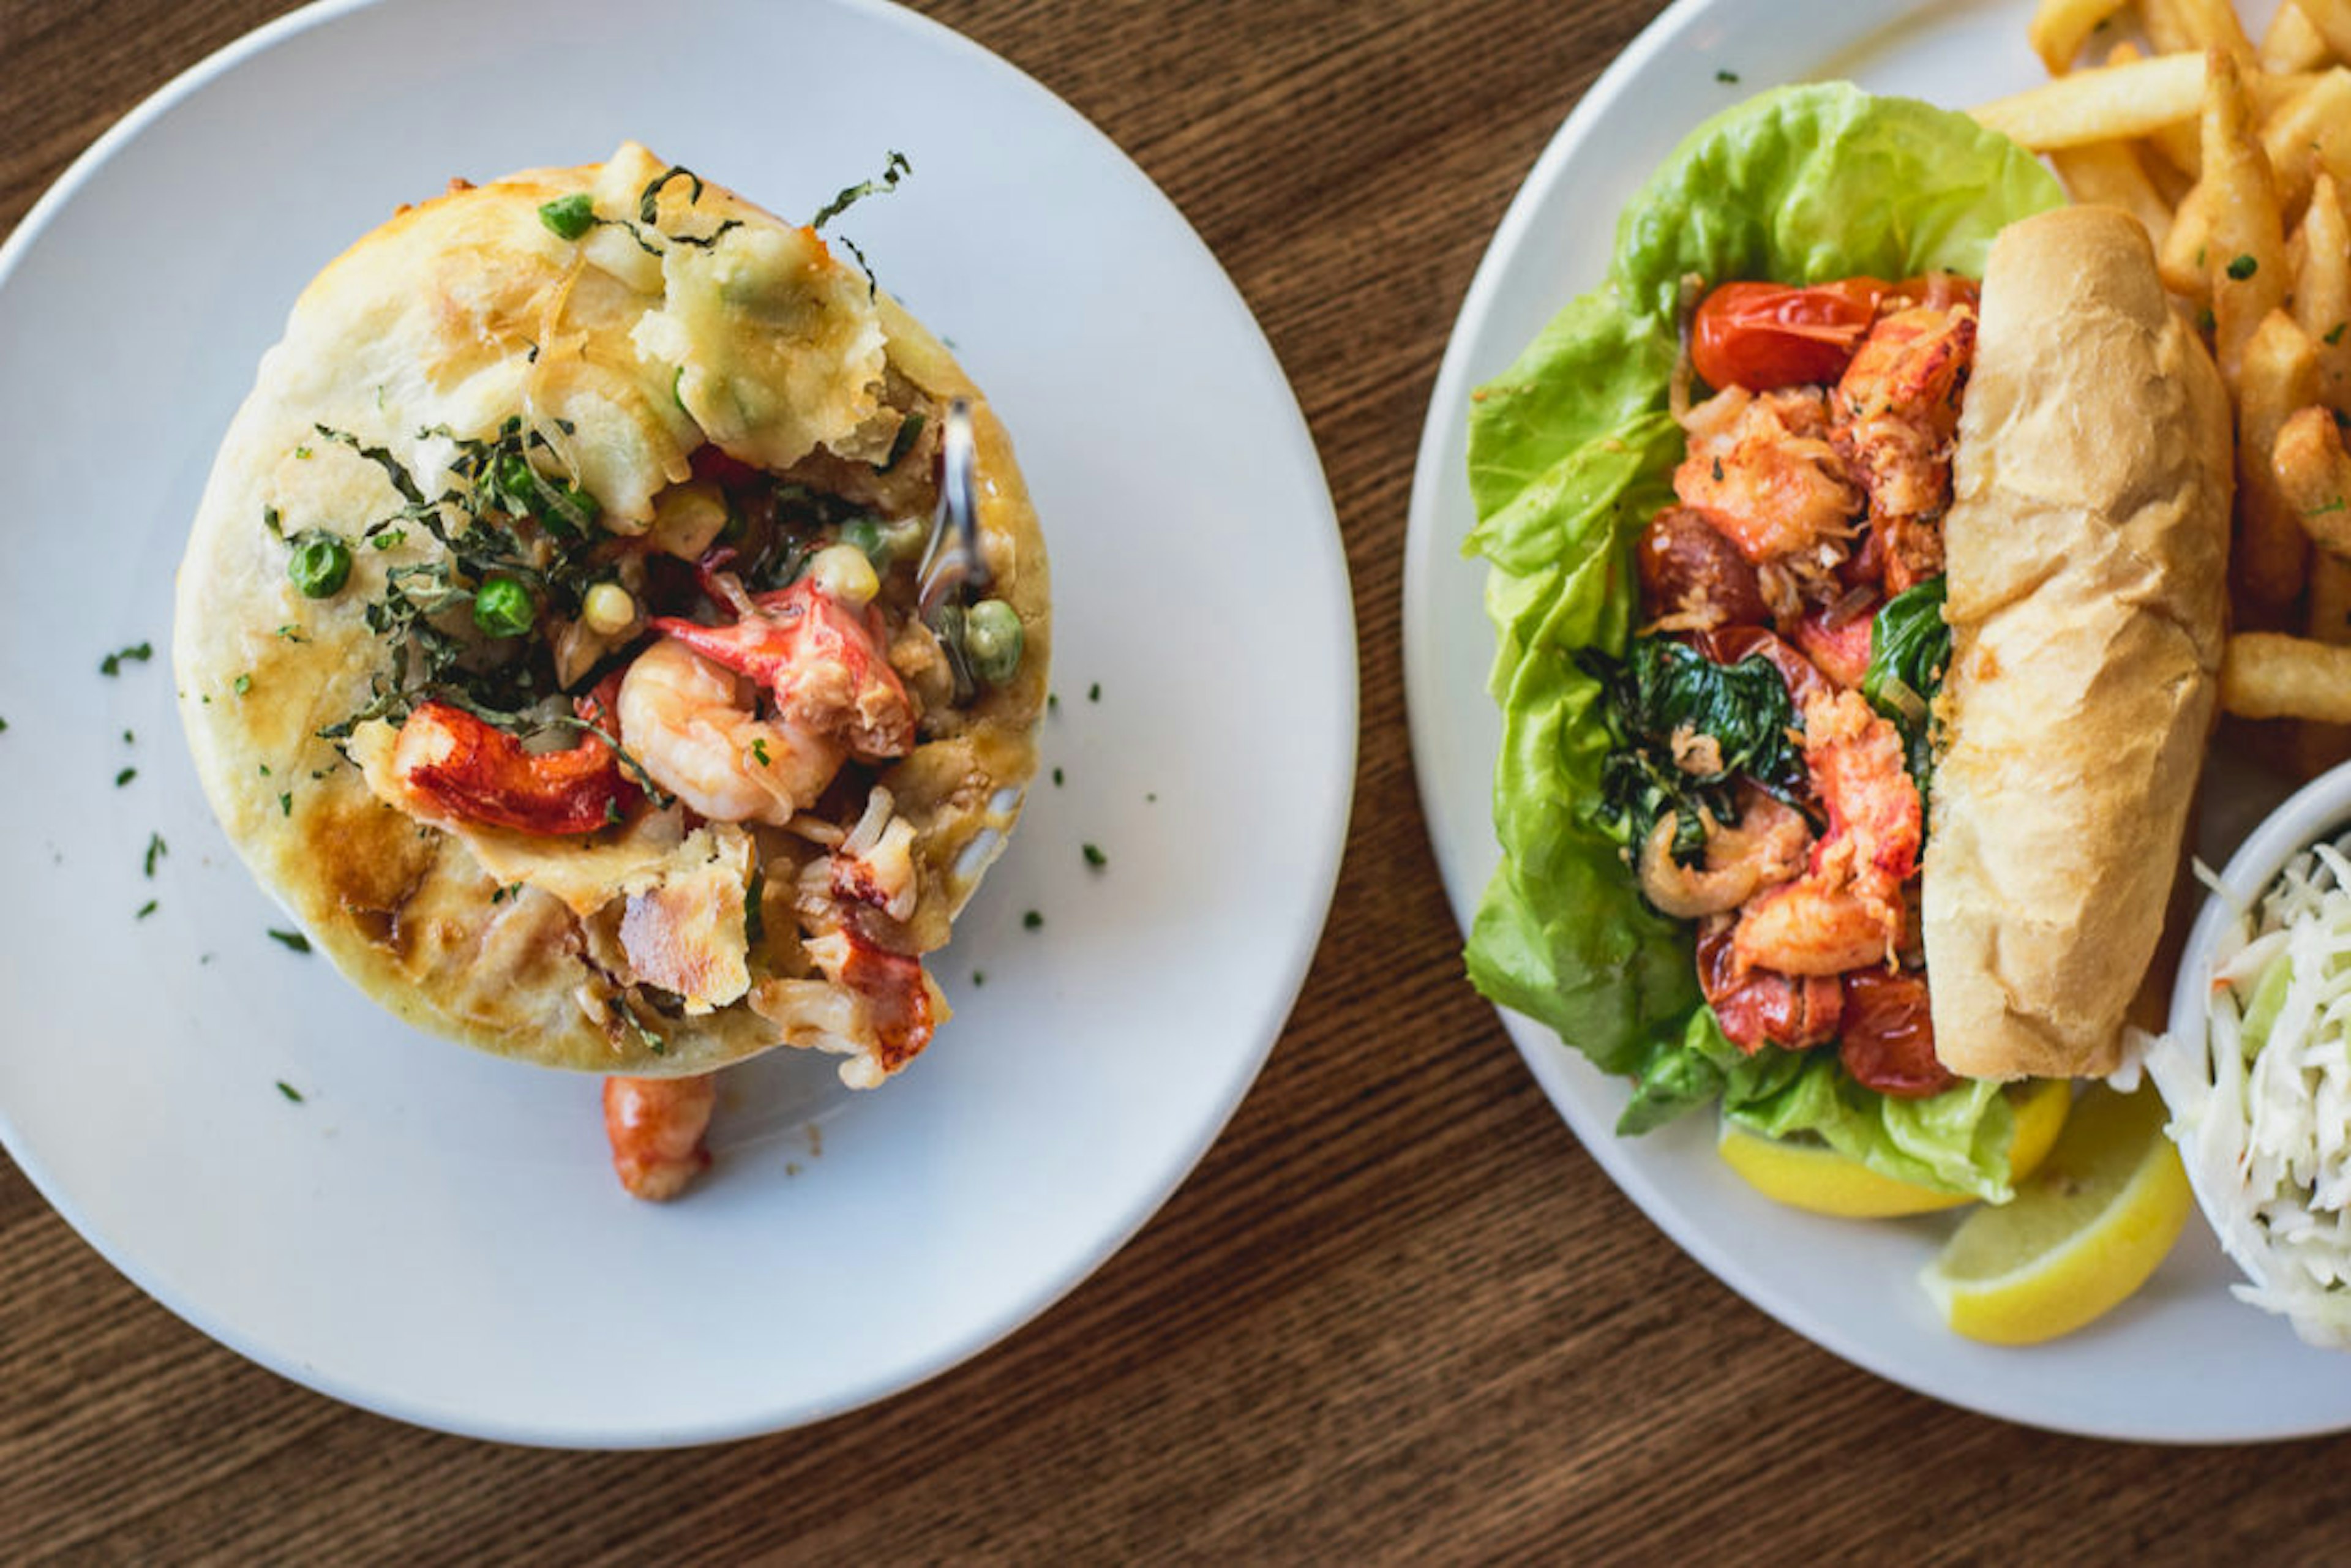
[1462,83,2063,1192]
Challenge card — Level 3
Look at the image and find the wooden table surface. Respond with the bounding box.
[7,0,2349,1559]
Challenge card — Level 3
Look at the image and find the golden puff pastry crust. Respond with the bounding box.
[174,144,1048,1079]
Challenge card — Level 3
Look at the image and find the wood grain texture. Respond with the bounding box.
[6,0,2350,1559]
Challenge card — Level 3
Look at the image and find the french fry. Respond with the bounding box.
[2102,39,2205,182]
[2147,119,2206,184]
[2171,0,2258,61]
[2222,632,2351,723]
[2141,0,2198,54]
[2123,58,2310,176]
[2029,0,2132,73]
[2159,181,2214,302]
[1971,52,2207,149]
[2273,403,2351,542]
[2294,0,2351,62]
[2264,0,2334,72]
[2142,133,2197,205]
[2260,69,2351,214]
[2051,141,2177,249]
[2295,173,2351,411]
[2236,312,2322,610]
[2204,52,2290,391]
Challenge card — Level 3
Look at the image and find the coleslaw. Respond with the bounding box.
[2147,835,2351,1346]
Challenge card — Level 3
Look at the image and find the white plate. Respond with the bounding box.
[1404,0,2351,1441]
[0,0,1352,1447]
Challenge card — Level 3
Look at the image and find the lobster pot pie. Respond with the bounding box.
[174,143,1049,1087]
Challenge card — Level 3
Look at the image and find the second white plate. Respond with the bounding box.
[1403,0,2351,1441]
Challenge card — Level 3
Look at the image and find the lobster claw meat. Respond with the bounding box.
[392,680,639,836]
[650,577,915,760]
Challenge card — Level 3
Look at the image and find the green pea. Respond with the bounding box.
[963,598,1023,684]
[495,454,540,508]
[879,516,928,561]
[287,533,352,599]
[839,516,887,566]
[538,193,596,241]
[473,574,536,639]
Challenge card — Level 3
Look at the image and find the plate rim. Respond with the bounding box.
[0,0,1358,1447]
[1400,0,2351,1445]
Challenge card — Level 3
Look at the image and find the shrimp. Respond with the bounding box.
[604,1073,717,1201]
[617,639,846,825]
[1673,386,1860,567]
[651,577,915,762]
[1730,688,1920,977]
[1832,303,1975,593]
[1637,790,1812,920]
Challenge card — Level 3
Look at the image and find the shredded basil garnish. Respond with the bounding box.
[1861,577,1952,790]
[812,151,910,231]
[1585,637,1808,869]
[307,419,618,740]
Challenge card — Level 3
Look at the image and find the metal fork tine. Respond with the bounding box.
[918,398,988,622]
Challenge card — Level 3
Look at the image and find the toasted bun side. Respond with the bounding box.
[1923,205,2233,1081]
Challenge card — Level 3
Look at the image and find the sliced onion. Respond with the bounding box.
[1670,271,1704,422]
[1823,583,1878,628]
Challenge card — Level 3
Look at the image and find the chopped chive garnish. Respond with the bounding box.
[135,899,157,920]
[267,928,311,953]
[114,767,136,787]
[99,642,152,676]
[1022,910,1043,930]
[276,1081,305,1103]
[1082,844,1106,868]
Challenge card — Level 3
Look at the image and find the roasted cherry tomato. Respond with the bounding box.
[1697,919,1842,1054]
[1690,279,1891,391]
[1839,968,1957,1099]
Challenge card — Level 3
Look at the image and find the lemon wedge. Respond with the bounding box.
[1715,1077,2072,1218]
[1920,1084,2191,1346]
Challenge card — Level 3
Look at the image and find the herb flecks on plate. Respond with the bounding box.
[99,642,152,677]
